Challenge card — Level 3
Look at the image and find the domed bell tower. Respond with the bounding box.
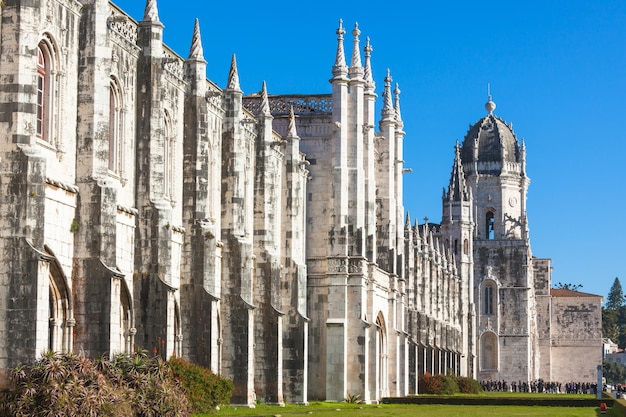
[461,96,537,383]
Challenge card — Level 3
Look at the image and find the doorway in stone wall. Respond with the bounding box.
[376,312,388,398]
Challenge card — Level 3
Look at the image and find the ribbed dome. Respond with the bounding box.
[460,114,520,169]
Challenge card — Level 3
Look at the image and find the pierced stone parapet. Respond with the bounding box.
[243,95,332,117]
[163,48,184,80]
[108,6,138,45]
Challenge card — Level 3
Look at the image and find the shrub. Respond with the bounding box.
[2,351,189,417]
[168,356,233,413]
[418,372,460,395]
[454,375,483,394]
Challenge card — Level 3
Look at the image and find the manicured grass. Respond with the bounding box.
[195,401,617,417]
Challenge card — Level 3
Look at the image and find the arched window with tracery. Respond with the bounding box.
[37,41,55,142]
[109,78,124,174]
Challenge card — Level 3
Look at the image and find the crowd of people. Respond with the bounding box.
[480,379,598,395]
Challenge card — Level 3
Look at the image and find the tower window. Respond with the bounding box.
[486,211,495,240]
[484,285,494,315]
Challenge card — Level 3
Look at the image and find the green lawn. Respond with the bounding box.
[197,401,618,417]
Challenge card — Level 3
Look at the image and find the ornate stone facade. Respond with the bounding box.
[0,0,601,406]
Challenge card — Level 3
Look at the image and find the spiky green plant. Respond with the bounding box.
[2,351,189,417]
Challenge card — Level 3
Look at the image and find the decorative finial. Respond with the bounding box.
[394,82,403,126]
[382,69,394,119]
[485,83,496,114]
[259,81,271,117]
[363,37,374,88]
[227,54,241,91]
[349,22,363,75]
[143,0,159,22]
[287,106,299,138]
[332,19,348,76]
[188,19,204,60]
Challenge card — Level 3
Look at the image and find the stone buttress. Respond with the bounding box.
[180,18,224,372]
[251,81,285,405]
[133,0,186,359]
[220,55,256,405]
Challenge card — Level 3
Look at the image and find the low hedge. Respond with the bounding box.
[383,395,615,408]
[613,398,626,416]
[418,373,482,395]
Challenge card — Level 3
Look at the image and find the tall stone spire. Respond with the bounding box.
[381,69,394,119]
[363,37,375,90]
[332,19,348,78]
[188,18,204,61]
[259,81,271,117]
[447,141,468,202]
[143,0,160,22]
[227,54,241,91]
[349,23,363,78]
[394,82,403,128]
[287,106,299,138]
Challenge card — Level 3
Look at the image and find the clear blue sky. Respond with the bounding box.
[114,0,626,300]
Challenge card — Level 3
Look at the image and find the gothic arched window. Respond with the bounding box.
[36,42,54,142]
[109,78,124,174]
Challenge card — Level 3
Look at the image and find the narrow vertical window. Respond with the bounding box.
[163,112,174,199]
[484,285,493,315]
[109,78,124,176]
[486,211,495,240]
[36,46,47,140]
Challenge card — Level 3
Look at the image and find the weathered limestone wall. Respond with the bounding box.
[534,258,553,381]
[550,294,602,383]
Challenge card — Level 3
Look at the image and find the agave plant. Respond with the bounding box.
[3,351,189,417]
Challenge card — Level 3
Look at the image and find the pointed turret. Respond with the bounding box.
[227,54,241,91]
[394,83,403,128]
[259,81,271,117]
[287,106,299,138]
[332,19,348,78]
[349,23,364,79]
[381,69,394,120]
[447,141,468,202]
[184,18,207,96]
[143,0,160,23]
[188,18,205,61]
[363,37,374,91]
